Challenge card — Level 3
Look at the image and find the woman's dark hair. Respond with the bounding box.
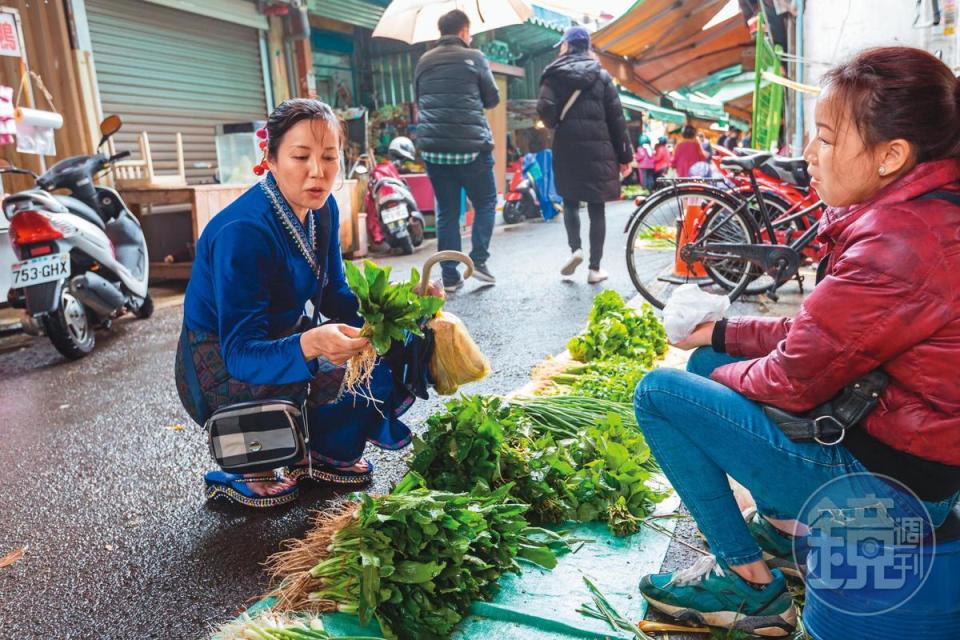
[266,99,342,158]
[822,46,960,162]
[438,9,470,36]
[682,125,696,139]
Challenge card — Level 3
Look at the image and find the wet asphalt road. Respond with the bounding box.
[0,202,659,639]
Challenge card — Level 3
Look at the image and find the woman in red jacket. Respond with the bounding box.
[633,47,960,636]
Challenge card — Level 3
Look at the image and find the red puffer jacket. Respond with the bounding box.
[712,159,960,465]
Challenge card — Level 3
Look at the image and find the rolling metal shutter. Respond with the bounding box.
[86,0,268,183]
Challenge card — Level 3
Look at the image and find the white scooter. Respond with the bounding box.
[2,115,152,359]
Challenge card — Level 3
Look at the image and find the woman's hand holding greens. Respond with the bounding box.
[300,323,369,365]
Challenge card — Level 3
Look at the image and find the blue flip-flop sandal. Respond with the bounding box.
[204,470,299,508]
[287,458,374,485]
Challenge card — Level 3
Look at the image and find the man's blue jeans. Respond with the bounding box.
[634,347,958,566]
[425,151,498,284]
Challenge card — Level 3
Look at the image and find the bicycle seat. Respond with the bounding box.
[720,152,772,172]
[767,156,811,188]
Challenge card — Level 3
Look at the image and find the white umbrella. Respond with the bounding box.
[373,0,535,45]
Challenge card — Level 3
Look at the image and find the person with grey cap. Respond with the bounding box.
[537,26,633,284]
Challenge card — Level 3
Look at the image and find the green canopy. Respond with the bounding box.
[664,91,728,122]
[619,92,686,124]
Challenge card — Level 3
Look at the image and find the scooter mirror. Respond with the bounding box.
[100,115,122,138]
[352,163,369,176]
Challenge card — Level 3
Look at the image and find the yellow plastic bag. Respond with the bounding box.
[428,311,490,395]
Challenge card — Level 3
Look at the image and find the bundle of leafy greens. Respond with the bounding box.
[566,290,667,366]
[408,395,667,534]
[550,358,650,404]
[343,260,444,392]
[267,474,567,640]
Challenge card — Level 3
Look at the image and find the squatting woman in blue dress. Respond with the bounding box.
[174,99,439,507]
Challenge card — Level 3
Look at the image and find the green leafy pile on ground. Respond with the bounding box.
[567,290,667,366]
[409,395,667,534]
[550,358,650,404]
[268,475,567,640]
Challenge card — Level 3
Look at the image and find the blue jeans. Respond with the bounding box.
[634,348,958,566]
[425,151,498,284]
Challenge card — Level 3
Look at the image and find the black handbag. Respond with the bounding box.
[763,370,889,445]
[205,396,310,474]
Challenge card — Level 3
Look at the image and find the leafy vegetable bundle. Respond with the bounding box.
[343,261,444,393]
[343,260,490,396]
[409,394,666,534]
[550,358,650,404]
[267,475,566,640]
[567,290,667,365]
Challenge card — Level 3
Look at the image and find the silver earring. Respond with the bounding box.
[879,166,886,175]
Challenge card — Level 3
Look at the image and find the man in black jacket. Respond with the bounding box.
[415,10,500,291]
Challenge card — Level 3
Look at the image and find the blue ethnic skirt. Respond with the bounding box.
[174,327,414,467]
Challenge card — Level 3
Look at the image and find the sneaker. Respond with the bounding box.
[745,508,808,579]
[443,277,464,293]
[472,262,496,284]
[587,268,609,284]
[639,555,797,637]
[561,249,584,276]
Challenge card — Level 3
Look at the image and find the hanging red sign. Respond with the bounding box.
[0,13,22,58]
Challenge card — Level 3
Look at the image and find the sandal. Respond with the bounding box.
[288,458,374,485]
[204,470,299,508]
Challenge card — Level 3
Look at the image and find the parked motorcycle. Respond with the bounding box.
[502,158,541,224]
[349,137,425,256]
[2,115,152,359]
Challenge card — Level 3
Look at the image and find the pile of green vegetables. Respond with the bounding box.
[409,394,666,535]
[567,290,667,366]
[550,358,650,404]
[268,475,567,640]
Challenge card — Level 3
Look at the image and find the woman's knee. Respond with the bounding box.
[686,346,723,378]
[633,367,694,418]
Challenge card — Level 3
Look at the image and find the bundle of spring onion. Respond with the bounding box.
[408,394,667,534]
[209,611,378,640]
[267,474,567,640]
[567,290,667,366]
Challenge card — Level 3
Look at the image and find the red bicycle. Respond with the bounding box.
[624,151,827,308]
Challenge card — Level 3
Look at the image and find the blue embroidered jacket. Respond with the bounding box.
[183,175,359,385]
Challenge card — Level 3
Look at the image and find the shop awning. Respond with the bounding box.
[495,16,566,58]
[592,0,754,99]
[664,91,728,122]
[619,93,686,124]
[308,0,390,30]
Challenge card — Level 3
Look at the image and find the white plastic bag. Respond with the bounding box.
[662,284,731,344]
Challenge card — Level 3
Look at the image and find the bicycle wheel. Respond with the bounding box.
[626,186,759,309]
[740,192,792,295]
